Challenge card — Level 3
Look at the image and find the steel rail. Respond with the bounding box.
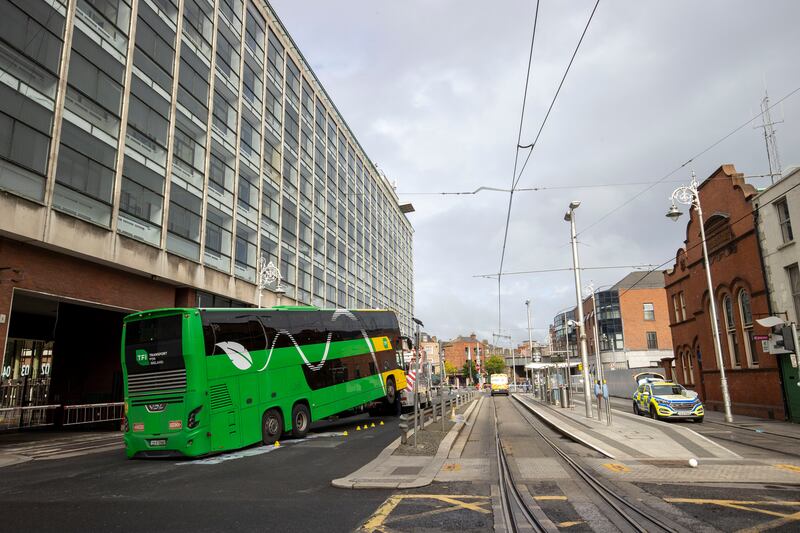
[510,396,680,533]
[493,399,549,533]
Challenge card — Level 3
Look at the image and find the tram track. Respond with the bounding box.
[495,395,684,533]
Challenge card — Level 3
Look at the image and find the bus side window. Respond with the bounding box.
[203,316,267,356]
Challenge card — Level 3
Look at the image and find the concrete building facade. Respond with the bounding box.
[0,0,413,411]
[753,166,800,422]
[665,165,783,420]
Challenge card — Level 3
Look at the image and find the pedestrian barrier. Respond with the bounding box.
[0,404,59,431]
[401,389,478,442]
[63,402,125,426]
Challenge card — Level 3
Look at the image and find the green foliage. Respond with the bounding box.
[444,361,458,376]
[484,355,506,376]
[462,360,479,382]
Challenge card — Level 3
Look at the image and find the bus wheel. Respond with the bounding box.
[291,403,310,439]
[262,409,283,444]
[384,377,400,416]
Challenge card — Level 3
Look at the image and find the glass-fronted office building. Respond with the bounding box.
[0,0,413,413]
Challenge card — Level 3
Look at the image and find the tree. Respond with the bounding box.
[462,360,478,383]
[444,361,458,376]
[484,355,506,376]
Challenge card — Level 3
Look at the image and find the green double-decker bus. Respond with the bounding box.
[121,306,406,458]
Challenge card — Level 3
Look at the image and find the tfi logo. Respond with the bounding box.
[136,349,149,367]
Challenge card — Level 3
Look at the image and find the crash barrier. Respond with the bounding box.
[63,402,125,426]
[0,404,60,431]
[399,388,478,444]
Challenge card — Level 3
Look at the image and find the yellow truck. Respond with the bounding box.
[490,374,509,396]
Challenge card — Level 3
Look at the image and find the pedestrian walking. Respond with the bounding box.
[594,380,603,418]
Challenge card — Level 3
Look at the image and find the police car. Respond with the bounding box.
[632,374,704,423]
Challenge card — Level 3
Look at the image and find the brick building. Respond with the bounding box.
[441,334,488,377]
[664,164,784,420]
[578,271,674,372]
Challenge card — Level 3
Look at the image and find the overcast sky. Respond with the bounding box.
[270,0,800,347]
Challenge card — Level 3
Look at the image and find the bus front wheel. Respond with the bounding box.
[262,408,283,444]
[291,403,310,439]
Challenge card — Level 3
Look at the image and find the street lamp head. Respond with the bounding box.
[563,211,572,222]
[525,299,530,306]
[569,200,581,210]
[666,203,683,222]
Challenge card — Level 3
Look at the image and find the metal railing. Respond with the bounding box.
[399,388,479,444]
[0,405,60,431]
[63,402,125,426]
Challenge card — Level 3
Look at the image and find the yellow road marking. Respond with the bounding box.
[558,521,585,528]
[360,494,491,530]
[442,463,462,472]
[665,498,800,527]
[602,463,631,473]
[362,496,402,530]
[534,495,568,501]
[775,464,800,474]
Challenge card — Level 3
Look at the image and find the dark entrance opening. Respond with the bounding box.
[1,292,128,422]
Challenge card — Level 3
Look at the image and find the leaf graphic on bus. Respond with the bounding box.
[216,342,253,370]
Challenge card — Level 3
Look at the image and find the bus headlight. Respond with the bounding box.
[187,406,202,429]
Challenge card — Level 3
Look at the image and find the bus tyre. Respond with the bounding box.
[262,409,283,444]
[384,377,400,416]
[291,403,310,439]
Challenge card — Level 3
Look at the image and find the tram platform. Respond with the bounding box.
[515,393,739,461]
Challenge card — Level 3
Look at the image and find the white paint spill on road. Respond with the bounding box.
[175,432,344,465]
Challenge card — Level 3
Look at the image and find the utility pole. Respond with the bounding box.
[755,90,783,183]
[565,202,593,418]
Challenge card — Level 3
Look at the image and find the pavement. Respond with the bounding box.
[517,393,800,484]
[332,392,483,489]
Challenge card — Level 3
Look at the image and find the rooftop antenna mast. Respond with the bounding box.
[755,90,783,183]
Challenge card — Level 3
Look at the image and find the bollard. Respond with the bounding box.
[398,414,410,445]
[560,386,568,408]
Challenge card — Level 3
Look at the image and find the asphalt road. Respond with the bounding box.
[0,414,397,533]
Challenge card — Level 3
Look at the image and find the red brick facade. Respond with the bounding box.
[664,165,785,420]
[441,334,489,374]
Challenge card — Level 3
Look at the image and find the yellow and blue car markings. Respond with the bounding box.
[632,381,704,421]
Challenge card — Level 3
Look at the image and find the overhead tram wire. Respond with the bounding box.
[497,0,541,334]
[395,173,778,196]
[496,0,601,335]
[473,263,658,280]
[616,175,800,298]
[577,84,800,238]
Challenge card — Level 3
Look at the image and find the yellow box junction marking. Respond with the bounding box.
[665,498,800,532]
[360,494,491,531]
[775,463,800,474]
[602,463,631,473]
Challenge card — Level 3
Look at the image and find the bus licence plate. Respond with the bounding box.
[149,439,167,447]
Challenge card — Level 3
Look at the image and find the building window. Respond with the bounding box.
[687,352,695,385]
[679,292,687,321]
[723,295,741,367]
[643,302,655,321]
[788,264,800,321]
[646,331,658,350]
[777,198,794,244]
[672,295,681,323]
[738,290,758,366]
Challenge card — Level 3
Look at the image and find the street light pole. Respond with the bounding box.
[565,201,593,418]
[667,172,734,423]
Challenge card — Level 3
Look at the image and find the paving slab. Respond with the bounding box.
[514,394,739,461]
[332,392,483,489]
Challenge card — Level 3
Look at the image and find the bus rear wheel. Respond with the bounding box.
[262,408,283,444]
[384,377,400,416]
[291,403,310,439]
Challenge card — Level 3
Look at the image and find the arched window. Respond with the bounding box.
[687,352,695,385]
[739,290,758,366]
[723,295,741,367]
[679,351,688,383]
